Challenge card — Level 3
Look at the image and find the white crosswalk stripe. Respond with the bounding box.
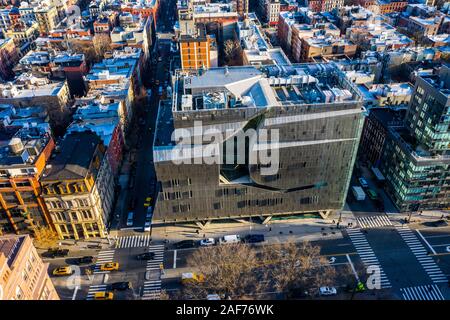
[396,225,448,284]
[347,228,392,288]
[86,284,108,300]
[93,250,115,274]
[116,235,153,249]
[400,285,445,300]
[142,244,165,300]
[356,215,393,229]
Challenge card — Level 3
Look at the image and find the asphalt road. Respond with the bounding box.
[118,0,176,231]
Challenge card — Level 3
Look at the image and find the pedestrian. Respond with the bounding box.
[441,214,444,220]
[196,229,199,234]
[203,234,206,238]
[269,227,272,232]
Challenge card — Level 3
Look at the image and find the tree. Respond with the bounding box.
[159,290,170,300]
[183,244,268,299]
[223,39,242,66]
[261,242,337,297]
[32,226,59,249]
[69,39,97,64]
[93,33,112,61]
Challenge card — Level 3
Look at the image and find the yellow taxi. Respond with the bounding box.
[100,262,119,271]
[94,292,114,300]
[181,272,205,285]
[52,266,73,276]
[144,197,152,207]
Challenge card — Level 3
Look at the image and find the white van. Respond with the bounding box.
[218,235,241,245]
[126,212,134,227]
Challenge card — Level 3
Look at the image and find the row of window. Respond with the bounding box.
[52,210,94,222]
[47,198,90,209]
[0,181,32,188]
[237,198,284,208]
[44,182,87,195]
[163,190,193,200]
[162,178,192,188]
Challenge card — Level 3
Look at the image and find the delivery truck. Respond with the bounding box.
[352,186,366,201]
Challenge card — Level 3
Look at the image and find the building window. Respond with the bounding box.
[15,286,23,300]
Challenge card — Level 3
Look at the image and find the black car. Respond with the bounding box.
[73,256,94,265]
[136,252,155,260]
[423,219,448,228]
[109,282,132,291]
[46,248,69,258]
[173,240,196,249]
[243,234,265,244]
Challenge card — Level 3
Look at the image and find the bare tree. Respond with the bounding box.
[69,39,97,63]
[159,290,170,300]
[261,242,337,297]
[223,39,242,66]
[93,33,112,60]
[32,226,59,249]
[183,244,268,299]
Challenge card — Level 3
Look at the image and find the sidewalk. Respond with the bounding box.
[387,210,449,226]
[151,211,358,245]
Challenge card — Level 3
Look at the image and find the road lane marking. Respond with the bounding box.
[346,254,359,281]
[416,229,437,255]
[173,250,177,269]
[71,286,79,300]
[428,243,450,247]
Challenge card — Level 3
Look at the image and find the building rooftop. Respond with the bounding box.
[0,75,66,99]
[0,235,25,267]
[420,65,450,98]
[42,131,101,181]
[0,125,51,168]
[174,64,362,112]
[370,107,406,129]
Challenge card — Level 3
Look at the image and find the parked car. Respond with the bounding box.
[218,235,241,245]
[199,238,215,246]
[358,177,369,188]
[146,206,153,218]
[367,189,379,200]
[242,234,265,244]
[100,262,119,271]
[319,286,337,296]
[173,240,196,249]
[126,211,134,227]
[136,252,155,260]
[109,282,132,291]
[46,248,69,258]
[144,219,151,232]
[73,256,94,265]
[52,266,74,276]
[94,292,114,300]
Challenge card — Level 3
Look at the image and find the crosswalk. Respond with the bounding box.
[347,228,392,289]
[116,235,153,249]
[93,250,115,275]
[357,215,393,229]
[86,284,108,300]
[142,244,165,300]
[400,285,445,300]
[396,225,448,284]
